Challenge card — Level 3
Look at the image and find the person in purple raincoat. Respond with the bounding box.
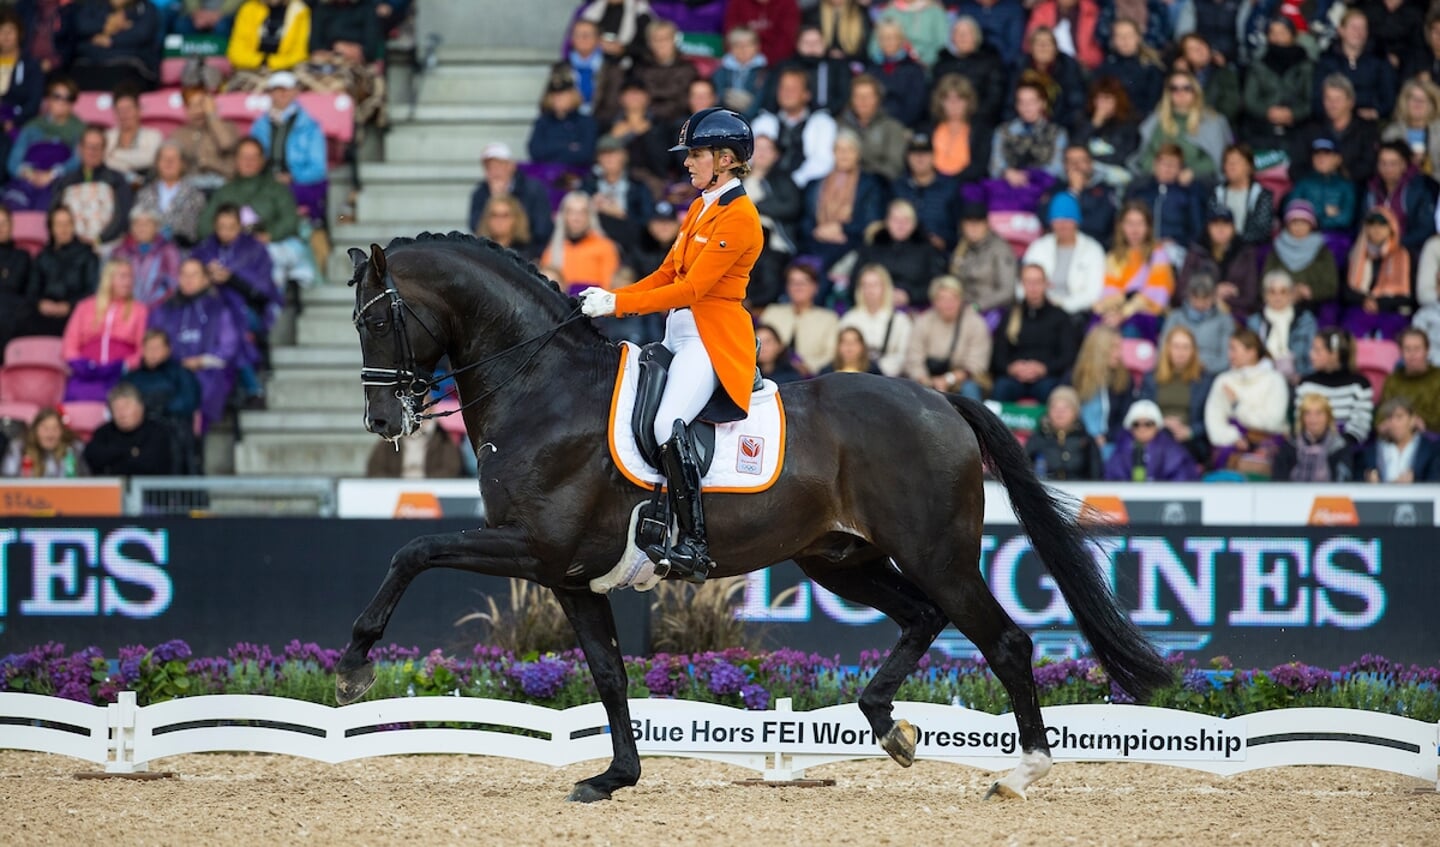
[147,257,241,431]
[111,206,183,307]
[188,203,281,406]
[1103,399,1202,481]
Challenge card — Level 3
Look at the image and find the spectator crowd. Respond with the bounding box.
[470,0,1440,483]
[0,0,411,478]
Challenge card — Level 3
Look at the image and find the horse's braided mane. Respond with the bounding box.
[347,230,611,346]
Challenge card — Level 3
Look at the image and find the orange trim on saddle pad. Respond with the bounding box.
[606,344,787,494]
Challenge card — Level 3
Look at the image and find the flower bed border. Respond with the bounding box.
[2,641,1437,725]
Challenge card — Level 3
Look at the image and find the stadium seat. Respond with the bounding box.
[0,399,39,429]
[1355,338,1400,404]
[160,56,233,87]
[10,210,47,257]
[74,91,116,128]
[431,397,468,445]
[299,92,356,145]
[214,90,270,134]
[139,89,190,134]
[61,400,109,441]
[0,362,67,407]
[1121,337,1157,377]
[4,335,64,367]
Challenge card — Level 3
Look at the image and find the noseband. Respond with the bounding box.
[354,269,585,437]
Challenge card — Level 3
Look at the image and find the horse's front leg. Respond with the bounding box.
[553,588,640,802]
[335,527,539,704]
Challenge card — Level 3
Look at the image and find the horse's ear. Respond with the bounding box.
[347,247,366,268]
[368,243,387,278]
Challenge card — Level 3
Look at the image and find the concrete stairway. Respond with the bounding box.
[233,37,560,475]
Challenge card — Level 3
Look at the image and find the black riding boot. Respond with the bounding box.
[644,424,714,584]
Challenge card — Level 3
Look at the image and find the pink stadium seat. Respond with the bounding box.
[430,397,468,444]
[988,211,1043,257]
[74,91,116,128]
[298,92,355,145]
[4,335,64,367]
[0,399,40,427]
[1121,338,1158,377]
[61,400,109,441]
[11,210,48,257]
[1255,165,1291,211]
[139,88,190,134]
[0,363,67,407]
[160,56,234,86]
[214,90,269,134]
[1355,338,1400,404]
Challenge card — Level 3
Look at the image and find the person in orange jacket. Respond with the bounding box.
[579,107,763,584]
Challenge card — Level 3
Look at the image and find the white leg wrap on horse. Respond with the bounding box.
[992,750,1053,800]
[653,309,720,446]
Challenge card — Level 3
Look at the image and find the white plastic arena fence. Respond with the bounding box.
[1,693,1436,789]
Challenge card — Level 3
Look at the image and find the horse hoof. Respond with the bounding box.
[983,780,1025,801]
[567,783,612,803]
[335,662,376,705]
[879,719,918,768]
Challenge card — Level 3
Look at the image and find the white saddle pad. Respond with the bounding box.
[607,341,786,493]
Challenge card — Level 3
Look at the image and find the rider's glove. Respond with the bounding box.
[579,287,616,318]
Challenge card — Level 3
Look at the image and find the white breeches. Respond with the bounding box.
[654,308,719,446]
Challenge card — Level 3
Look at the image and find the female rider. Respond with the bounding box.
[578,107,763,584]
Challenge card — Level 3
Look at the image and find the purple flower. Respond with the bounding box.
[740,683,769,710]
[1269,662,1332,694]
[1182,669,1212,694]
[510,656,571,699]
[1108,681,1136,704]
[152,639,192,664]
[644,663,677,697]
[706,661,746,697]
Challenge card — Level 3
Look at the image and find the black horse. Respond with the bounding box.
[336,233,1170,802]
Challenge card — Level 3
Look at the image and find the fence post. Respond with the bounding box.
[105,692,145,774]
[763,698,801,782]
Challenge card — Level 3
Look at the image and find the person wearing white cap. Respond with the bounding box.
[467,142,554,246]
[249,70,327,221]
[1103,399,1201,481]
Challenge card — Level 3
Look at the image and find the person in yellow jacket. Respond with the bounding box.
[579,107,762,584]
[227,0,312,73]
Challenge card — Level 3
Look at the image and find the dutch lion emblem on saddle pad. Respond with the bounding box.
[606,341,786,492]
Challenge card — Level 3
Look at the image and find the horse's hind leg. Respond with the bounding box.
[554,589,641,802]
[796,554,948,768]
[335,528,538,705]
[908,560,1053,800]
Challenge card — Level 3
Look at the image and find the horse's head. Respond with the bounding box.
[350,243,447,440]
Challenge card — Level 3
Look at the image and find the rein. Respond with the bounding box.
[355,271,586,427]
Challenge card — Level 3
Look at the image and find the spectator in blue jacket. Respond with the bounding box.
[891,133,961,255]
[1125,143,1206,255]
[248,71,327,221]
[866,20,928,130]
[1313,8,1397,123]
[955,0,1025,68]
[1096,0,1171,52]
[584,134,654,259]
[0,11,43,141]
[527,72,598,168]
[1094,18,1165,116]
[69,0,161,92]
[712,26,768,120]
[467,142,554,247]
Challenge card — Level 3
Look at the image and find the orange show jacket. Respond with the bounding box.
[613,184,763,418]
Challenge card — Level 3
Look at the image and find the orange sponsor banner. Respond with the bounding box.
[1308,496,1360,526]
[0,482,123,516]
[1079,495,1129,526]
[392,491,443,519]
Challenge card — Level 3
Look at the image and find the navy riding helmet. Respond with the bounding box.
[669,107,754,161]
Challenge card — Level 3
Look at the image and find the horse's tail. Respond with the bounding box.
[947,395,1172,701]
